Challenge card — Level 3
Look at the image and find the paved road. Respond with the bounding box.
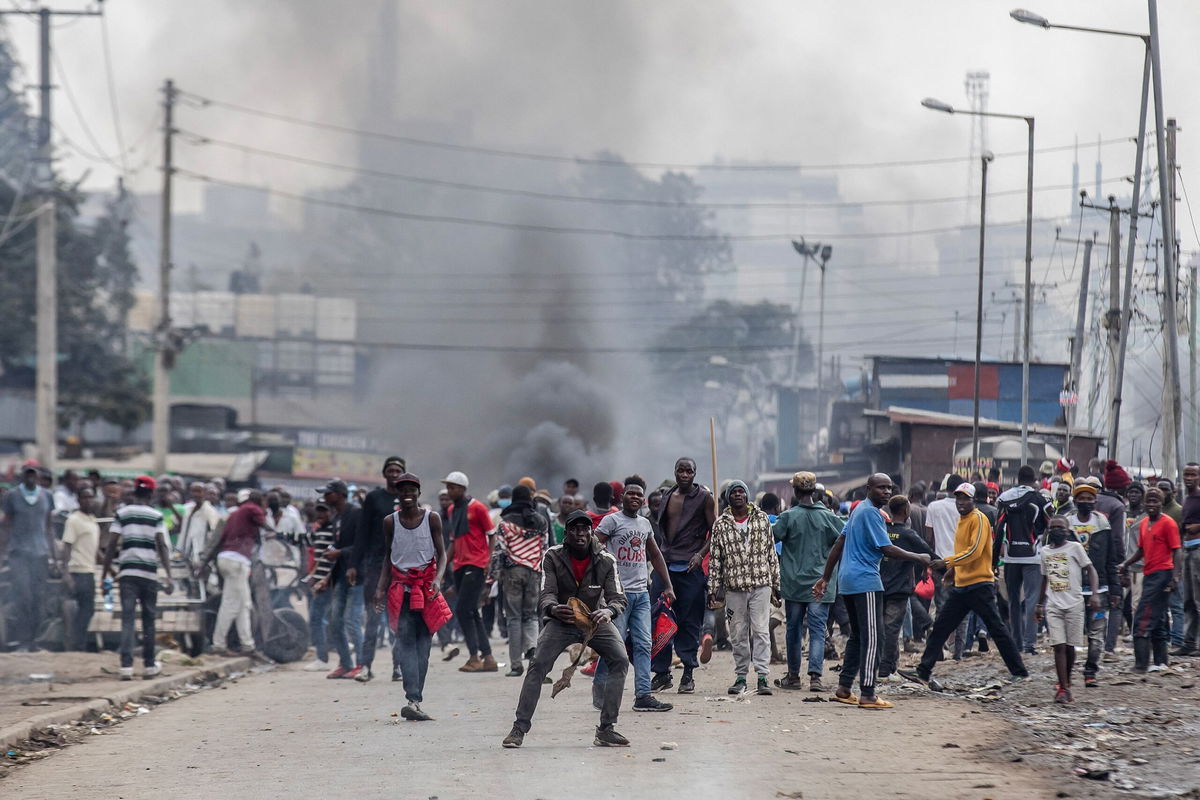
[5,644,1051,799]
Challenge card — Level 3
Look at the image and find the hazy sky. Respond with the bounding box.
[5,0,1197,245]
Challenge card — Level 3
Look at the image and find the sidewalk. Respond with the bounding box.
[0,650,254,750]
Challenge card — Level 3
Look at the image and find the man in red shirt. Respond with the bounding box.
[200,489,266,655]
[1121,487,1182,672]
[443,471,498,673]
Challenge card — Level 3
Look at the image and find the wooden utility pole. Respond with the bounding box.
[152,80,176,475]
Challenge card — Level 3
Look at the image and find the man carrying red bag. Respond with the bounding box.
[374,473,448,722]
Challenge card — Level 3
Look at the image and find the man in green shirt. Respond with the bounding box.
[772,472,844,691]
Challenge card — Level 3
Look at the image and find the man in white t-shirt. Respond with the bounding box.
[594,482,675,713]
[925,474,968,658]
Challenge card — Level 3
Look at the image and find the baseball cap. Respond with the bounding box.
[134,474,157,492]
[236,488,253,504]
[1072,483,1098,499]
[395,472,421,489]
[382,456,406,472]
[320,479,349,496]
[441,471,470,489]
[564,509,594,529]
[953,482,975,498]
[790,471,817,490]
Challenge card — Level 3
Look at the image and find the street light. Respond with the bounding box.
[923,97,1035,465]
[970,152,995,474]
[1008,7,1160,468]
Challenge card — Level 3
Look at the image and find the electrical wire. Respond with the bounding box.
[98,10,127,176]
[50,49,122,171]
[176,87,1132,174]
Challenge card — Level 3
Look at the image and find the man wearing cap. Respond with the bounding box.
[1066,481,1121,687]
[925,473,970,658]
[102,476,174,678]
[901,483,1028,688]
[373,473,445,721]
[355,456,407,682]
[443,471,499,673]
[200,488,266,657]
[773,471,844,692]
[503,510,630,749]
[0,464,59,652]
[814,474,931,709]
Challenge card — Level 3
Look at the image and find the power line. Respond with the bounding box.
[174,166,1071,243]
[176,129,1127,213]
[176,87,1132,174]
[98,10,127,176]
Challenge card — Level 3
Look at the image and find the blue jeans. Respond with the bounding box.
[651,567,706,674]
[595,590,652,698]
[394,593,432,703]
[329,579,364,670]
[785,599,829,676]
[309,587,332,662]
[1170,585,1186,646]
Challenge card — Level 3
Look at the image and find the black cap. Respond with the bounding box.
[382,456,406,472]
[564,509,594,530]
[320,479,349,496]
[395,472,421,489]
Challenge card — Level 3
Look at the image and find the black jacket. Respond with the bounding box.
[994,485,1050,564]
[539,539,627,621]
[329,505,361,585]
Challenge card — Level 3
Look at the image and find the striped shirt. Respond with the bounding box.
[307,524,335,583]
[111,503,166,582]
[498,519,545,572]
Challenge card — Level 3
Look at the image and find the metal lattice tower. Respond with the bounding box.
[964,71,990,220]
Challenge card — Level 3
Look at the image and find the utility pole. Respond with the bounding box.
[1069,237,1094,439]
[1190,261,1197,460]
[0,4,104,473]
[152,79,176,476]
[1148,0,1182,480]
[1104,197,1122,444]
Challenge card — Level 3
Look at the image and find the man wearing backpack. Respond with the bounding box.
[995,465,1051,655]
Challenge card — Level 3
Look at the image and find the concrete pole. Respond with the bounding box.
[152,80,175,476]
[1105,198,1121,448]
[33,7,56,473]
[972,153,993,473]
[1020,118,1035,466]
[1070,238,1094,447]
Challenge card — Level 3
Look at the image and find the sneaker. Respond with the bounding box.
[593,725,630,747]
[633,695,673,712]
[1084,675,1099,688]
[756,676,773,696]
[502,727,524,748]
[808,674,824,692]
[303,659,330,672]
[897,668,930,686]
[442,646,461,662]
[1054,686,1069,704]
[1171,646,1196,657]
[505,665,524,677]
[1025,647,1039,656]
[400,702,432,722]
[1102,651,1119,663]
[650,672,674,693]
[976,633,989,653]
[678,671,695,694]
[118,667,133,681]
[1148,664,1167,672]
[344,666,365,680]
[699,633,714,664]
[884,673,903,683]
[326,666,350,679]
[354,668,374,683]
[391,668,402,682]
[524,647,536,660]
[728,677,747,695]
[902,639,920,654]
[143,662,162,680]
[580,658,598,677]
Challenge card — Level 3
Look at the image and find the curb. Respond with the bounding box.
[0,656,254,751]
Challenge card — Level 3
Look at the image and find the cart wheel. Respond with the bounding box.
[261,608,309,663]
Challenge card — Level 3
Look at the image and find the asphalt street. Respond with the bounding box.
[4,643,1053,799]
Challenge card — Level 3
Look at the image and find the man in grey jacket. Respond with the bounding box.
[503,510,630,749]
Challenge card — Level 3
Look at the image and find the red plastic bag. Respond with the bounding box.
[915,571,935,601]
[651,597,678,658]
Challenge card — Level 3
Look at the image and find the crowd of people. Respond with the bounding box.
[1,452,1197,748]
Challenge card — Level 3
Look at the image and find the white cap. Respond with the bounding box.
[236,488,253,504]
[441,470,470,489]
[953,482,975,498]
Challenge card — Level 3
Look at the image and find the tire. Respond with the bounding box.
[261,608,309,664]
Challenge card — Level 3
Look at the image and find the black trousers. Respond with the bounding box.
[453,565,492,657]
[918,582,1027,678]
[839,591,882,695]
[877,593,909,677]
[69,572,96,651]
[118,576,158,669]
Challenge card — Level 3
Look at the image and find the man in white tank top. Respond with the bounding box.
[374,473,446,722]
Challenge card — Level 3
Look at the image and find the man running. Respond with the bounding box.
[503,510,630,749]
[814,474,930,709]
[901,483,1028,688]
[374,473,445,721]
[594,482,675,712]
[443,471,498,673]
[650,457,715,694]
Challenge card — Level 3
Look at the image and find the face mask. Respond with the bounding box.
[498,498,512,509]
[767,514,778,524]
[1048,530,1069,547]
[1075,501,1094,515]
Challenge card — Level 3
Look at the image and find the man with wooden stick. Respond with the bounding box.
[503,510,630,749]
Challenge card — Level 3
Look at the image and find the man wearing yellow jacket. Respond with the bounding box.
[901,483,1028,685]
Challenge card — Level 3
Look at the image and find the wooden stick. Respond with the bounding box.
[710,416,719,508]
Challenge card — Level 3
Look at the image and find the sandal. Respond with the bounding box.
[831,693,859,706]
[858,698,894,710]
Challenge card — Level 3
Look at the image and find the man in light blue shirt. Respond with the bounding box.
[814,474,931,710]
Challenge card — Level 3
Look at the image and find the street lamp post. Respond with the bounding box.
[972,152,995,474]
[1010,7,1152,463]
[922,97,1035,465]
